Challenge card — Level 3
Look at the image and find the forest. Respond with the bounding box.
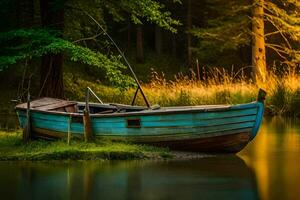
[0,0,300,116]
[1,1,300,198]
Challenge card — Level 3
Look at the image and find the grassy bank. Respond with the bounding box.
[1,65,300,118]
[0,131,171,161]
[65,69,300,117]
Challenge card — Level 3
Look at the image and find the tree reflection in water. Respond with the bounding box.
[0,155,259,200]
[1,117,300,200]
[240,117,300,200]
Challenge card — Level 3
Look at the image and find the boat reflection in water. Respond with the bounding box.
[0,156,259,200]
[240,117,300,200]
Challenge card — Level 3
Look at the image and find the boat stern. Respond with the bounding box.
[250,89,266,140]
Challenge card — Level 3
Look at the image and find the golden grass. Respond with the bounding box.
[64,68,300,116]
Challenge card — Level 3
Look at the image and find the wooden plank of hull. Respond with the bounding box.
[31,126,250,153]
[139,132,250,153]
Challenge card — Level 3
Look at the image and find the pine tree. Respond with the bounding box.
[252,0,267,82]
[191,0,300,82]
[263,0,300,70]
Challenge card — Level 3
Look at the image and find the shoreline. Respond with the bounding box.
[0,131,214,161]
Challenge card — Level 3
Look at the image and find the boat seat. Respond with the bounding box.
[15,97,77,112]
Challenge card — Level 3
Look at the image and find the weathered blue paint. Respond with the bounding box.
[250,102,264,140]
[16,101,263,139]
[15,99,265,153]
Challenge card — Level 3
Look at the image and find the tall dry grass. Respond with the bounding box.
[64,67,300,117]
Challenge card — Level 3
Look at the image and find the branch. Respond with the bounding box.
[264,14,292,49]
[73,32,103,43]
[265,30,280,37]
[266,43,288,59]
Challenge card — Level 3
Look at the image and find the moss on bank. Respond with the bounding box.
[0,131,171,161]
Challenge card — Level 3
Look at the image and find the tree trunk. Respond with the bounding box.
[172,33,177,56]
[252,0,266,82]
[39,0,64,98]
[136,25,144,63]
[187,0,192,67]
[127,21,131,50]
[40,54,64,97]
[16,0,35,27]
[155,25,162,55]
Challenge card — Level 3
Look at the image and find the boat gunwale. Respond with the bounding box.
[15,101,261,118]
[17,110,258,124]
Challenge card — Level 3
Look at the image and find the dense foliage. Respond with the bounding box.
[0,0,181,91]
[0,28,135,87]
[191,0,300,67]
[0,0,299,97]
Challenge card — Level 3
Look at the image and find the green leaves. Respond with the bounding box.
[0,28,135,88]
[104,0,181,33]
[0,0,181,87]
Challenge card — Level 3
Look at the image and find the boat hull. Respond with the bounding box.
[28,127,250,153]
[140,132,250,153]
[16,100,264,153]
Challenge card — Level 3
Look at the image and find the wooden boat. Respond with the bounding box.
[14,28,265,153]
[15,89,265,153]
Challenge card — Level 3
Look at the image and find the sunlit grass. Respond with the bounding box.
[0,131,169,161]
[65,68,300,117]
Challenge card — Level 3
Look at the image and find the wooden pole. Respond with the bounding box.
[196,59,200,81]
[83,88,93,142]
[87,87,103,104]
[23,78,31,143]
[83,111,93,142]
[131,87,140,106]
[67,115,72,145]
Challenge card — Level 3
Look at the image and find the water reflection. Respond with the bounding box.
[1,117,300,200]
[0,156,258,200]
[239,117,300,200]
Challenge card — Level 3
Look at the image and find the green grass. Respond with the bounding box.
[0,131,171,161]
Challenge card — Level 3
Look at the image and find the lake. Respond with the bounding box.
[0,117,299,200]
[239,117,300,200]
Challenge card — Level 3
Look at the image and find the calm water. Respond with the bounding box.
[239,117,300,200]
[0,117,299,200]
